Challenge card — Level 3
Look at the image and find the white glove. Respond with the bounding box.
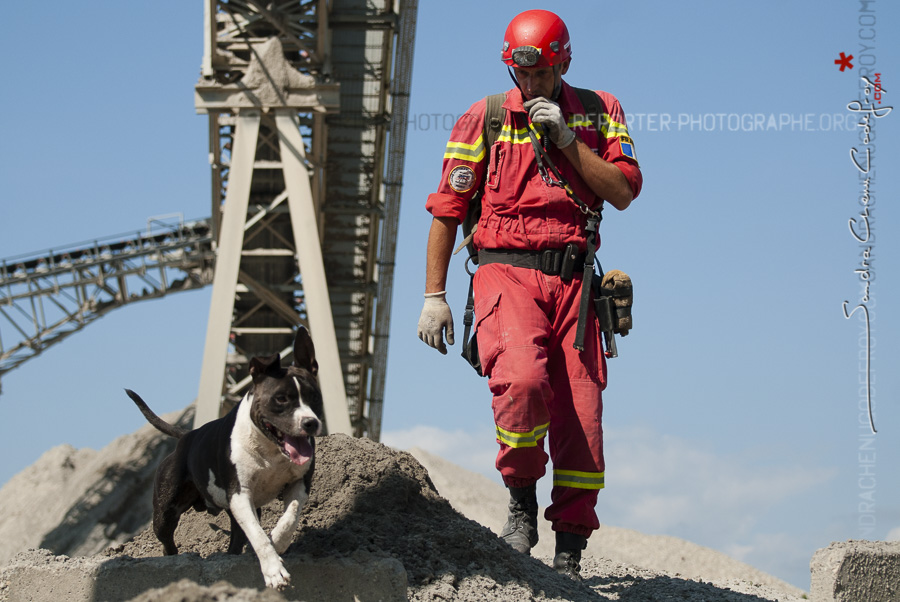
[524,96,576,149]
[417,293,455,355]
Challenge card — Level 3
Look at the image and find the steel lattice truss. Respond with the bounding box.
[0,219,215,391]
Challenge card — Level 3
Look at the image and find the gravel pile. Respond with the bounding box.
[0,419,808,601]
[106,434,804,601]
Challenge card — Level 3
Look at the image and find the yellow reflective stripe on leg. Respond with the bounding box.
[553,469,605,490]
[495,422,549,448]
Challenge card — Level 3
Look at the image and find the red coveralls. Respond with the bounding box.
[426,80,642,537]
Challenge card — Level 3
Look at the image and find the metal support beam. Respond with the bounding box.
[277,109,350,435]
[193,109,351,434]
[195,111,261,427]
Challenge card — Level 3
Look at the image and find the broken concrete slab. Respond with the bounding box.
[0,548,407,602]
[810,540,900,602]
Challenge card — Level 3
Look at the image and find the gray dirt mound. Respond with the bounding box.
[104,434,802,602]
[113,434,591,601]
[0,407,191,566]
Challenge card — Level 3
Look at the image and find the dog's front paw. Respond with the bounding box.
[263,561,291,590]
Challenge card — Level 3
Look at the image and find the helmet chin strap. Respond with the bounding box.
[508,66,525,101]
[551,82,562,100]
[550,64,563,100]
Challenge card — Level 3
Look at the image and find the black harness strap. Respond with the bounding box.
[521,122,602,351]
[573,215,600,351]
[460,256,481,376]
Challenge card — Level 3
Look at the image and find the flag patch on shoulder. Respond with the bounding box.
[619,136,637,163]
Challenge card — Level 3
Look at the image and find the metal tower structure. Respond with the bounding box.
[0,1,417,441]
[193,0,417,438]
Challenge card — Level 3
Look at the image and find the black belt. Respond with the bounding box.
[477,247,586,278]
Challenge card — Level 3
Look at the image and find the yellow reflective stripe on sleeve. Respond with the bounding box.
[568,113,630,140]
[495,422,549,448]
[598,113,631,139]
[553,469,605,490]
[444,134,485,162]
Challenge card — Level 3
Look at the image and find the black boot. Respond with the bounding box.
[553,531,587,581]
[499,484,539,554]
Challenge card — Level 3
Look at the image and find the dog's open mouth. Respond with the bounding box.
[263,422,313,466]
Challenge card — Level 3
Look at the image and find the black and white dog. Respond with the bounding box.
[125,326,323,589]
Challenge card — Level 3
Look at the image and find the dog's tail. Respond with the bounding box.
[124,389,188,439]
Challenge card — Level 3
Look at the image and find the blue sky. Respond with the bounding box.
[1,0,898,592]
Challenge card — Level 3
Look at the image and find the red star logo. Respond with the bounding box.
[835,52,854,72]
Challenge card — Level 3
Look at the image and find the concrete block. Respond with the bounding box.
[0,548,407,601]
[811,540,900,601]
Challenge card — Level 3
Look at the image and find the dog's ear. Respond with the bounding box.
[293,326,318,375]
[250,353,282,381]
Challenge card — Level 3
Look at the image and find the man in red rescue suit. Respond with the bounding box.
[417,10,642,579]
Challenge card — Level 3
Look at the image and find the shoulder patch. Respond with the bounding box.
[619,135,638,164]
[448,165,476,193]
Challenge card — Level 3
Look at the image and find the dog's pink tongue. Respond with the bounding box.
[284,435,313,466]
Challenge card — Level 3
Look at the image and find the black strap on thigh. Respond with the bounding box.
[573,215,600,351]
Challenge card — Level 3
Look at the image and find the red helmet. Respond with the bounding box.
[501,10,571,68]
